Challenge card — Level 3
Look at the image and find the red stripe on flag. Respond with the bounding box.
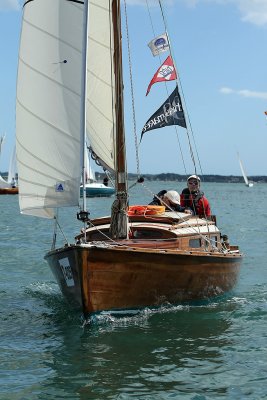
[146,56,177,96]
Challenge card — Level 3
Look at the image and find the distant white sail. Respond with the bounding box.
[238,153,253,187]
[16,0,83,218]
[0,175,10,189]
[0,134,17,189]
[238,156,249,185]
[85,148,95,182]
[0,133,5,156]
[0,134,8,188]
[7,145,17,184]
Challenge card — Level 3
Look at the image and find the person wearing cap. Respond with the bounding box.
[149,190,190,213]
[180,175,211,217]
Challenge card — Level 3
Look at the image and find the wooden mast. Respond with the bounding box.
[110,0,129,239]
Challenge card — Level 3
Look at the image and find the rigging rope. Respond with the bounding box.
[145,1,188,175]
[52,214,70,248]
[158,0,204,177]
[123,0,141,178]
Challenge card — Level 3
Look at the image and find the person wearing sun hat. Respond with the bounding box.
[149,189,190,212]
[180,175,211,217]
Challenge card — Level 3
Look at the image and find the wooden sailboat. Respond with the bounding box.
[238,153,253,187]
[0,186,18,195]
[16,0,242,317]
[0,134,18,195]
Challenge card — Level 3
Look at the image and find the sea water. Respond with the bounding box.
[0,182,267,400]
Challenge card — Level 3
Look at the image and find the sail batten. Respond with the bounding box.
[16,98,81,145]
[17,59,81,99]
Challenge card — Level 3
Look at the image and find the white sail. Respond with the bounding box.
[238,156,249,185]
[0,134,5,157]
[85,149,95,182]
[16,0,84,218]
[7,145,17,184]
[0,175,10,189]
[0,134,9,188]
[0,135,16,188]
[238,153,253,187]
[86,1,116,172]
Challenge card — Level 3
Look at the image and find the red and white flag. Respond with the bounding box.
[146,56,177,96]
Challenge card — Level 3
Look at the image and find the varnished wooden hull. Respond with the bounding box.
[0,187,18,195]
[45,243,242,316]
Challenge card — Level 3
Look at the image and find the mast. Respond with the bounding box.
[81,0,89,211]
[77,0,90,225]
[110,0,128,239]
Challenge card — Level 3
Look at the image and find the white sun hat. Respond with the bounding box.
[164,190,180,204]
[187,174,201,182]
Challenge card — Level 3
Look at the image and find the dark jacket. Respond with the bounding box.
[149,190,186,212]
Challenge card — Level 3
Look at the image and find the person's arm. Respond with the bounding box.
[173,204,185,212]
[149,190,167,206]
[148,198,160,205]
[197,197,211,217]
[180,193,185,207]
[204,197,211,216]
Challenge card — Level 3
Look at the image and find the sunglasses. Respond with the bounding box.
[188,181,199,185]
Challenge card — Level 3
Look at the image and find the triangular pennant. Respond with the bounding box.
[141,86,186,140]
[146,56,177,96]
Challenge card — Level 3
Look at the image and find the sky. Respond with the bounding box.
[0,0,267,176]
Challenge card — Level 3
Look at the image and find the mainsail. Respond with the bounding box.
[16,1,116,218]
[86,1,116,172]
[238,153,249,186]
[16,0,83,218]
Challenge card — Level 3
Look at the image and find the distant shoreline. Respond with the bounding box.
[96,172,267,184]
[2,172,265,184]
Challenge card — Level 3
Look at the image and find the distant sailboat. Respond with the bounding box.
[0,134,18,195]
[238,153,253,187]
[80,148,115,197]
